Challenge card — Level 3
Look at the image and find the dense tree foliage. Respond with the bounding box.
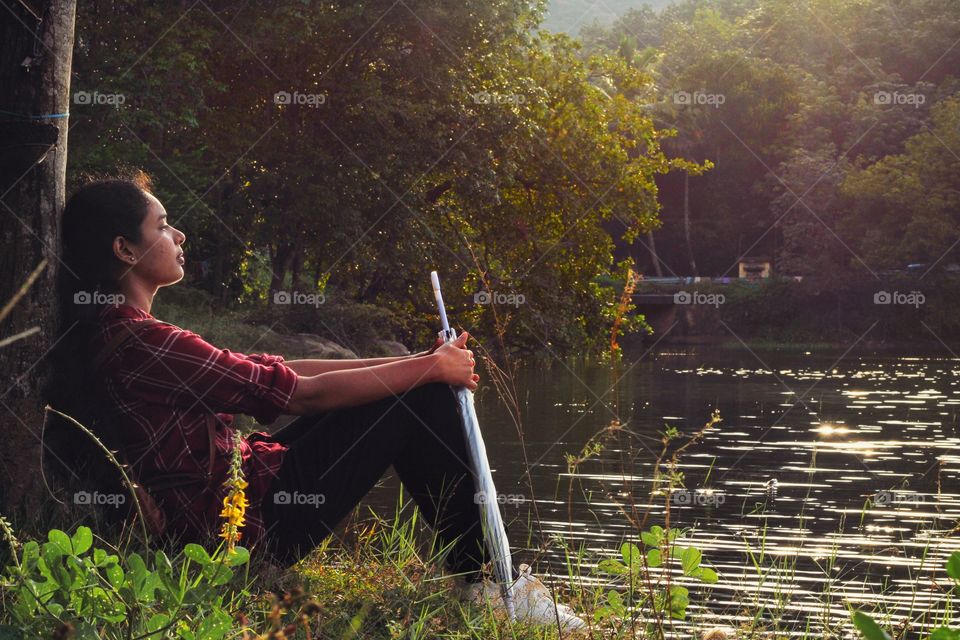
[67,0,960,352]
[582,0,960,280]
[68,0,704,354]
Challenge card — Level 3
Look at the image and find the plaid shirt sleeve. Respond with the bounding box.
[114,322,300,425]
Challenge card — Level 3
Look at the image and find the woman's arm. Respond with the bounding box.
[285,355,413,377]
[283,337,445,377]
[285,333,476,415]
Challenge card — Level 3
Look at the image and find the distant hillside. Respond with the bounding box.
[541,0,674,34]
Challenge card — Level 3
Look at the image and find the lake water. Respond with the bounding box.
[365,346,960,637]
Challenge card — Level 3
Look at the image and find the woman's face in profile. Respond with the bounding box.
[116,192,187,287]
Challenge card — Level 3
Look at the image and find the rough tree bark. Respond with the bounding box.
[682,171,697,276]
[0,0,77,524]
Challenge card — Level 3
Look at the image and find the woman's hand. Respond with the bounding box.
[431,331,480,391]
[415,335,445,358]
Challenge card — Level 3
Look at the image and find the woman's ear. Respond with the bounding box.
[113,235,136,264]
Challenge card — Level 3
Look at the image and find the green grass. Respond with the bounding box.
[269,491,589,639]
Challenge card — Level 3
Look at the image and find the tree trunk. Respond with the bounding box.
[683,171,697,276]
[213,173,236,302]
[214,236,228,303]
[288,238,304,291]
[268,241,294,296]
[0,0,77,524]
[646,230,663,277]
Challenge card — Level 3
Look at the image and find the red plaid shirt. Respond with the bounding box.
[90,303,299,549]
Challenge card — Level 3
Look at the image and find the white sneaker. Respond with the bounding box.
[457,563,587,634]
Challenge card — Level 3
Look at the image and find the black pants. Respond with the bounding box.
[260,381,498,581]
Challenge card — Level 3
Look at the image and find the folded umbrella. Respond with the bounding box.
[430,270,516,620]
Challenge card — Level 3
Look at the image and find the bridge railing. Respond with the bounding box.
[637,276,788,286]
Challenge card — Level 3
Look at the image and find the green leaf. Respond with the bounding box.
[157,569,179,599]
[126,552,160,603]
[696,567,719,584]
[127,553,148,593]
[929,629,960,640]
[681,547,702,575]
[20,541,39,570]
[47,529,72,555]
[593,606,615,622]
[36,557,59,589]
[667,585,689,620]
[596,559,629,575]
[183,543,211,565]
[154,550,173,577]
[946,552,960,581]
[222,546,249,567]
[183,583,214,606]
[197,607,232,640]
[147,614,171,634]
[70,527,93,555]
[641,526,663,548]
[851,611,892,640]
[105,562,124,589]
[0,625,25,640]
[41,542,64,568]
[647,548,662,568]
[65,556,87,589]
[606,589,625,615]
[201,562,234,587]
[86,585,126,622]
[140,573,163,603]
[72,623,100,640]
[90,548,118,567]
[11,596,33,623]
[620,542,642,569]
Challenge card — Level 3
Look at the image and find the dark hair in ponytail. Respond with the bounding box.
[43,169,154,496]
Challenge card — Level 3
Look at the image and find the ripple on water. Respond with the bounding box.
[370,350,960,636]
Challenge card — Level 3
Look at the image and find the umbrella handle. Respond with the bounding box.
[430,271,452,332]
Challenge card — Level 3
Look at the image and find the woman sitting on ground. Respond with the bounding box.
[46,170,585,632]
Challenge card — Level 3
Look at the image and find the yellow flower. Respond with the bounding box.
[218,431,248,554]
